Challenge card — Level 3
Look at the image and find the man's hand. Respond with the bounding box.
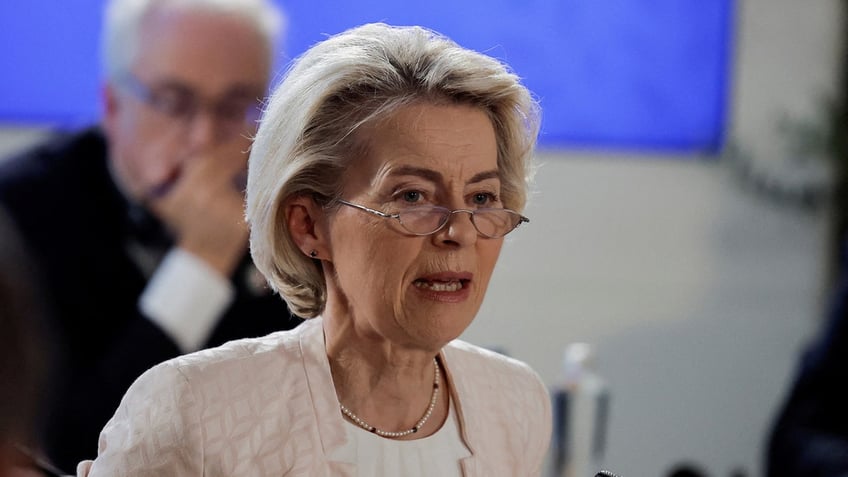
[146,146,250,277]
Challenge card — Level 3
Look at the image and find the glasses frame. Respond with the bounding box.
[336,199,529,239]
[113,72,262,138]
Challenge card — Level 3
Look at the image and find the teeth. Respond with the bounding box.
[414,280,464,292]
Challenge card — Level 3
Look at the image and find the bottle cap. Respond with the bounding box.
[563,342,594,383]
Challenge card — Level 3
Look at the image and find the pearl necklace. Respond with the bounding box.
[339,358,441,438]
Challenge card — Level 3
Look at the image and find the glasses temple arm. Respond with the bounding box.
[336,199,398,219]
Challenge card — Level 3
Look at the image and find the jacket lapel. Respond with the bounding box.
[298,318,356,476]
[442,346,479,476]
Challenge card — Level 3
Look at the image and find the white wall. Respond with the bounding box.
[466,152,825,477]
[0,1,841,476]
[0,127,52,158]
[461,1,842,476]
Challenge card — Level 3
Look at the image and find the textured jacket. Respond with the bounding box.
[81,317,552,476]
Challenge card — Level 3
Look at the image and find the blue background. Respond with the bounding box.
[0,1,734,152]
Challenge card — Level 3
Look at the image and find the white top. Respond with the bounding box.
[340,400,471,477]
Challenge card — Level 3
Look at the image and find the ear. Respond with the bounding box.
[285,195,328,259]
[101,82,120,139]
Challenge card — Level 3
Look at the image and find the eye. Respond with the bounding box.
[471,192,498,206]
[401,190,422,203]
[216,97,257,122]
[150,89,195,117]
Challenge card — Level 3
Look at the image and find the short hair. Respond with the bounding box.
[101,0,286,81]
[247,22,541,318]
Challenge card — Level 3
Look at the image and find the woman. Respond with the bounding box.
[80,22,550,476]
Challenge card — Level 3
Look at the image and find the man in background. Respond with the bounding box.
[0,0,300,471]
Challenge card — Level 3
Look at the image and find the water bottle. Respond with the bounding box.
[549,343,611,477]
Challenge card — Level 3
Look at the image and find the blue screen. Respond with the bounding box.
[0,0,734,152]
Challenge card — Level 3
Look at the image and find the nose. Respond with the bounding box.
[435,210,478,247]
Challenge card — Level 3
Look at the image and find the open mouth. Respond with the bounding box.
[412,278,469,292]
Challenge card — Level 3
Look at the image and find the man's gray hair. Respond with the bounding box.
[101,0,285,80]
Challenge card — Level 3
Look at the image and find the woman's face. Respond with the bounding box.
[323,102,505,351]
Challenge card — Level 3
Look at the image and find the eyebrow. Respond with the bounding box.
[387,165,501,185]
[152,79,264,101]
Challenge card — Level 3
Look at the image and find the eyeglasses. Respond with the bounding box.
[115,72,262,138]
[336,199,529,238]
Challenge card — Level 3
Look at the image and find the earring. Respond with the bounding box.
[309,250,318,258]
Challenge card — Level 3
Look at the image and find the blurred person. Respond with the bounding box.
[78,22,552,476]
[0,208,61,477]
[766,255,848,476]
[0,0,301,471]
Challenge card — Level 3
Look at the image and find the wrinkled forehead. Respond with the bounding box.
[343,103,500,193]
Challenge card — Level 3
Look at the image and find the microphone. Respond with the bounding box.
[595,471,623,477]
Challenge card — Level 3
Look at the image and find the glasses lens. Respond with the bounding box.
[150,90,197,119]
[118,75,191,119]
[215,98,261,130]
[398,206,450,235]
[473,209,522,238]
[122,73,259,138]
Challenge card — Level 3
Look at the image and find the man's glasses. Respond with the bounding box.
[115,72,262,138]
[336,199,529,238]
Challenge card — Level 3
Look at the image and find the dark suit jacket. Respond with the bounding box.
[0,128,302,472]
[767,272,848,477]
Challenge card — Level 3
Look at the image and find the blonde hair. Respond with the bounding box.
[247,22,540,318]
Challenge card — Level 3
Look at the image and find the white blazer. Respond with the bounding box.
[79,318,552,476]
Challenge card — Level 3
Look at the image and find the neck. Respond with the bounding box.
[334,357,448,440]
[328,345,437,407]
[323,319,448,438]
[322,307,441,376]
